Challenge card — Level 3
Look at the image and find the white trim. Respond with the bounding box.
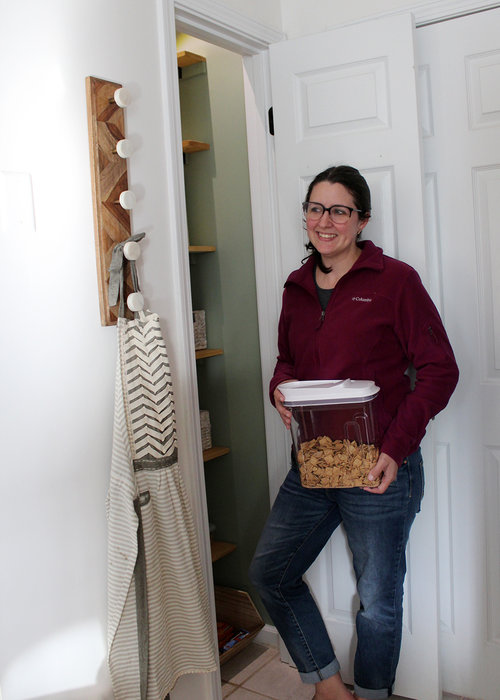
[241,51,290,503]
[174,0,284,54]
[314,1,500,31]
[155,4,284,698]
[412,0,500,26]
[156,1,222,698]
[351,0,500,27]
[173,0,500,49]
[157,0,209,575]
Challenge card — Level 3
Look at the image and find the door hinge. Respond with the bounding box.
[268,107,274,136]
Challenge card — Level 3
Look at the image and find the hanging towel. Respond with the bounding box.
[107,310,217,700]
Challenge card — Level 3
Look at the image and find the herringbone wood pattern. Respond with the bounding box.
[86,75,134,325]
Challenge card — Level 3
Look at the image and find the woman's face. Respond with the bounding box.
[305,181,368,265]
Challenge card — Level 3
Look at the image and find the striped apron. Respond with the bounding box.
[107,310,217,699]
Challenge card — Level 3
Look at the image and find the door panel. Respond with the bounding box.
[269,13,427,285]
[417,10,500,699]
[269,14,440,699]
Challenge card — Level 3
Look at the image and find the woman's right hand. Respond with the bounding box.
[274,384,294,429]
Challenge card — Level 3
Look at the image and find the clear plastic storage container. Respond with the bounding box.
[279,379,381,488]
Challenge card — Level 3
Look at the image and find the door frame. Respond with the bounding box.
[155,1,500,697]
[156,3,283,697]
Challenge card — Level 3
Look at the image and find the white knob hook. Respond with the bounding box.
[113,87,131,108]
[123,240,141,261]
[119,190,136,210]
[115,139,133,159]
[127,292,144,312]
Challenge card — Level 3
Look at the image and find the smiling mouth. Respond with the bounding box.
[317,232,337,240]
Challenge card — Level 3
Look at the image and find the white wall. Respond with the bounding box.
[0,0,188,698]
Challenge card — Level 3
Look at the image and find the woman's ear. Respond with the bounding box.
[358,216,370,233]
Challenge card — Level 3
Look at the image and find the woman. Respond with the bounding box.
[249,165,459,700]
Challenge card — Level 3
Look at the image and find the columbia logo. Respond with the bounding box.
[352,296,372,303]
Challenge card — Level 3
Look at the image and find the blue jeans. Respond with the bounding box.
[249,449,424,699]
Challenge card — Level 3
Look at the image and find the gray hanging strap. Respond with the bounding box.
[108,232,146,317]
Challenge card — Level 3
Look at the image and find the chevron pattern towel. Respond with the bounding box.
[107,310,217,700]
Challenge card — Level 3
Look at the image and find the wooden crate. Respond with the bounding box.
[215,585,264,664]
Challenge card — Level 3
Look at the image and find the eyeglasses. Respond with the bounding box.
[302,201,363,224]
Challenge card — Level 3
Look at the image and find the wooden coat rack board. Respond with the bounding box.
[86,76,134,326]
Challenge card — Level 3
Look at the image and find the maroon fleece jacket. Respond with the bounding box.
[270,240,459,466]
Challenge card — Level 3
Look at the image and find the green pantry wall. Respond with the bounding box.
[177,34,271,620]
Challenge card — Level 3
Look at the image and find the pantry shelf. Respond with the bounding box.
[183,140,210,153]
[196,348,223,360]
[177,50,206,68]
[203,446,230,462]
[189,245,216,253]
[211,540,236,563]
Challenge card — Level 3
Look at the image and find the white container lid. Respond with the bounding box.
[279,379,380,406]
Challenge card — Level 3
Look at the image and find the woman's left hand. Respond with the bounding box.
[364,452,398,494]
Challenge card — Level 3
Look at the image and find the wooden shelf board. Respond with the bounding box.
[211,540,236,563]
[189,245,216,253]
[183,139,210,153]
[203,446,230,462]
[177,51,206,68]
[196,348,224,360]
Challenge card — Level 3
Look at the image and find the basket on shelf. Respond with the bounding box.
[193,309,207,350]
[215,586,264,664]
[200,410,212,450]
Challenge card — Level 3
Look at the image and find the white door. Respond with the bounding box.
[417,10,500,700]
[269,13,440,699]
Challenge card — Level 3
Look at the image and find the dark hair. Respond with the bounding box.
[303,165,371,273]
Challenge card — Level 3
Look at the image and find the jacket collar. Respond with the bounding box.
[285,240,384,292]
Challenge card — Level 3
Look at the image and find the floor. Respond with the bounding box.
[220,642,475,700]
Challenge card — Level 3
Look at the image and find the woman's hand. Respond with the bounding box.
[273,384,294,429]
[364,452,398,494]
